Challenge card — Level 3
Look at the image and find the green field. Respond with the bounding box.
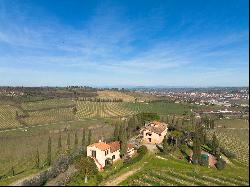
[0,118,114,183]
[120,155,249,186]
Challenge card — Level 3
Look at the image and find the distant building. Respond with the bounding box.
[87,140,134,171]
[140,121,168,144]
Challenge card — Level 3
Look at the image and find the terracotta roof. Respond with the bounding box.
[108,141,134,152]
[89,142,111,151]
[90,141,134,153]
[144,121,167,134]
[108,141,120,153]
[127,143,134,150]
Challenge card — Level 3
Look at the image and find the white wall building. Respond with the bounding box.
[140,121,168,144]
[87,140,134,171]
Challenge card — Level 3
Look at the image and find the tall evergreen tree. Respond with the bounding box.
[88,129,92,145]
[192,133,201,164]
[192,123,202,164]
[113,124,119,141]
[82,129,86,147]
[212,133,220,157]
[58,132,62,151]
[119,125,128,158]
[74,131,78,147]
[35,148,40,169]
[67,132,71,150]
[163,135,169,154]
[47,136,52,166]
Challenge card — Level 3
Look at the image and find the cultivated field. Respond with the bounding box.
[120,155,249,186]
[21,98,74,110]
[0,104,22,129]
[208,128,249,166]
[76,101,191,119]
[0,119,114,184]
[97,90,135,102]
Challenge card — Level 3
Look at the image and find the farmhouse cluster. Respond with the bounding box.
[87,121,168,170]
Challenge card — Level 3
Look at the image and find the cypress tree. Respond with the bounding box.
[113,124,119,141]
[67,132,71,150]
[47,136,52,166]
[74,131,78,147]
[11,166,15,176]
[212,133,220,157]
[58,132,62,150]
[88,129,92,145]
[35,148,40,169]
[82,129,86,147]
[192,133,201,164]
[163,135,169,154]
[75,132,78,147]
[120,125,128,158]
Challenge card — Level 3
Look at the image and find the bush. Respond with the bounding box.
[22,149,83,186]
[96,174,103,183]
[137,145,147,155]
[123,145,148,166]
[23,170,49,186]
[215,158,226,170]
[199,155,209,167]
[220,147,236,159]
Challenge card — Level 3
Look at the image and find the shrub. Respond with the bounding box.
[199,155,209,166]
[96,174,103,183]
[123,145,148,166]
[220,147,236,159]
[215,158,226,170]
[137,145,147,155]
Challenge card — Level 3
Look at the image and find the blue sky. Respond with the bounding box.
[0,0,249,87]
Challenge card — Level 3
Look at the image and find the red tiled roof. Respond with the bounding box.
[89,142,111,151]
[90,141,134,153]
[127,143,134,150]
[143,121,167,134]
[108,141,120,153]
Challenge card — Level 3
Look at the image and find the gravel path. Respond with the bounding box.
[103,167,142,186]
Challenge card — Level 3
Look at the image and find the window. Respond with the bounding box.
[146,133,152,136]
[105,150,109,156]
[92,150,96,158]
[148,138,151,142]
[112,155,115,160]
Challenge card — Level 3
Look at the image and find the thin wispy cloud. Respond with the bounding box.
[0,0,248,86]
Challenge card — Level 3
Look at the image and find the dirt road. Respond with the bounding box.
[103,167,142,186]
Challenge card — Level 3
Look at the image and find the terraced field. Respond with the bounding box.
[208,128,249,166]
[0,105,22,129]
[121,156,249,186]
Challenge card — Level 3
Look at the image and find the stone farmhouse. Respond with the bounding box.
[87,140,134,171]
[140,121,168,144]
